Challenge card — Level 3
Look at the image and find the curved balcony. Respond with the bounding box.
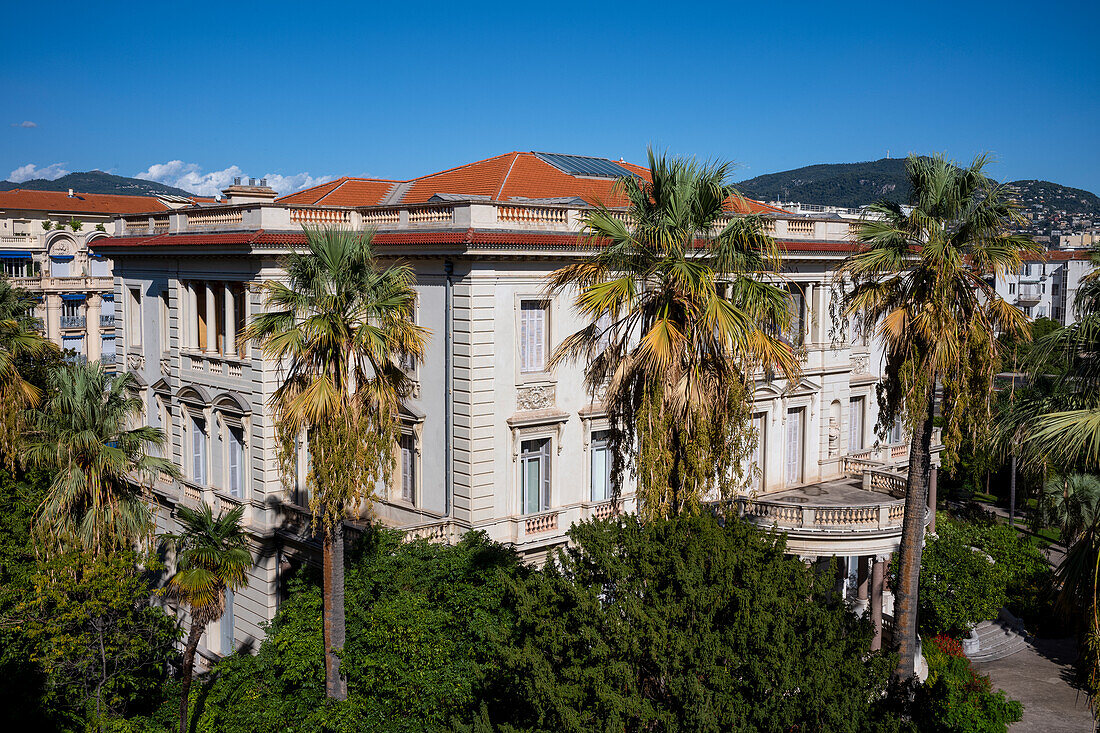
[737,470,925,558]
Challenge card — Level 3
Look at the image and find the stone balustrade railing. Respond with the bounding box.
[736,494,907,532]
[112,201,867,244]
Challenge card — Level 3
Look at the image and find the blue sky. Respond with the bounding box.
[2,0,1097,195]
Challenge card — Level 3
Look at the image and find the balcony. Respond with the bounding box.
[60,315,87,329]
[100,314,115,327]
[1016,283,1042,306]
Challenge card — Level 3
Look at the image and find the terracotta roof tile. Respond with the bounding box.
[277,177,400,207]
[274,152,784,215]
[0,189,171,215]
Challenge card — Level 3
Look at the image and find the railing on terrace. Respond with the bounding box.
[114,200,867,245]
[60,315,86,329]
[735,494,907,532]
[100,314,115,327]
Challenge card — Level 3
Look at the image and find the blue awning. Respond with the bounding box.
[101,293,114,301]
[0,250,32,259]
[60,293,86,301]
[50,255,74,262]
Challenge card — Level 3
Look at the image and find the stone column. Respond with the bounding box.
[870,554,888,651]
[86,293,102,362]
[856,556,869,601]
[204,283,217,353]
[46,293,62,346]
[928,465,938,534]
[224,284,236,357]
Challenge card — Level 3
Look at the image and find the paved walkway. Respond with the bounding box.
[974,637,1095,732]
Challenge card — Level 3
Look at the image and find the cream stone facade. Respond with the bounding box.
[95,153,938,660]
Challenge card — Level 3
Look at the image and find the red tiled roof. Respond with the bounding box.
[275,152,786,215]
[0,189,171,214]
[277,178,401,207]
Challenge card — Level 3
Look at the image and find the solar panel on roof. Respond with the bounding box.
[534,152,636,179]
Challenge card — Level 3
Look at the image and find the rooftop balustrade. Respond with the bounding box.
[115,200,865,244]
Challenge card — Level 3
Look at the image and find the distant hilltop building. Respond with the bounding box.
[0,188,204,365]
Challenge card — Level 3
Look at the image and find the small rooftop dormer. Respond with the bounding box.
[221,177,277,205]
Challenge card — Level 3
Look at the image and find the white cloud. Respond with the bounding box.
[135,160,332,197]
[11,121,37,128]
[9,162,70,182]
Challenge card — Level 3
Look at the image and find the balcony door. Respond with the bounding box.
[785,408,803,486]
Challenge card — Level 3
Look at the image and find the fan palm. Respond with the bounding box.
[1018,244,1100,467]
[547,150,799,519]
[244,226,428,700]
[27,363,177,556]
[0,278,54,461]
[164,502,251,733]
[840,153,1041,678]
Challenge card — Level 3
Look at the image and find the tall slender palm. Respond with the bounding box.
[164,502,251,733]
[244,226,428,700]
[548,150,799,519]
[27,363,177,557]
[0,278,54,461]
[840,153,1040,678]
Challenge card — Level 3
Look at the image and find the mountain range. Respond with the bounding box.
[735,158,1100,223]
[0,170,191,198]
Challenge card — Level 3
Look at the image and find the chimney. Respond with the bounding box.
[220,178,278,205]
[68,188,74,197]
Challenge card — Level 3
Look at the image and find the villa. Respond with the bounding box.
[93,152,936,662]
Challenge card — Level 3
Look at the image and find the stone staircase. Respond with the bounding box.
[965,616,1030,663]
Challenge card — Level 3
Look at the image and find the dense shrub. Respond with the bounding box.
[919,523,1008,635]
[913,636,1023,732]
[183,529,527,733]
[479,513,898,732]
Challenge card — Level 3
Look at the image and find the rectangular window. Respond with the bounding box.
[1008,283,1016,294]
[849,397,864,451]
[2,258,30,278]
[195,283,207,351]
[227,426,244,498]
[191,415,207,485]
[160,291,170,352]
[127,287,142,347]
[293,436,312,507]
[590,430,611,501]
[520,438,551,514]
[61,299,82,319]
[750,413,766,490]
[399,434,416,504]
[785,408,803,486]
[220,588,234,655]
[519,300,548,373]
[889,418,904,445]
[50,257,70,278]
[62,334,84,357]
[785,286,805,345]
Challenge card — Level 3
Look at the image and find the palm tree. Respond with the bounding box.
[28,363,178,556]
[244,226,428,700]
[1039,473,1100,545]
[1020,244,1100,467]
[0,278,54,461]
[164,502,251,733]
[840,153,1040,678]
[547,150,799,519]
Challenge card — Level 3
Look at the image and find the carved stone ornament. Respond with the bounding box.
[852,353,869,375]
[49,238,72,256]
[127,353,144,371]
[160,358,171,376]
[517,384,555,411]
[828,417,841,456]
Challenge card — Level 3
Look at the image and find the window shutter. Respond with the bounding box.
[786,409,802,485]
[221,588,234,655]
[540,439,551,511]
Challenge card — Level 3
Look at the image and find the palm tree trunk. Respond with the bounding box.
[322,520,348,700]
[178,618,205,733]
[893,387,936,680]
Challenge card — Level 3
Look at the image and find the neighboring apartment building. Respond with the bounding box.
[0,188,200,365]
[95,152,933,661]
[995,251,1096,326]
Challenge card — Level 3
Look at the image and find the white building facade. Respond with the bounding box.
[95,153,932,661]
